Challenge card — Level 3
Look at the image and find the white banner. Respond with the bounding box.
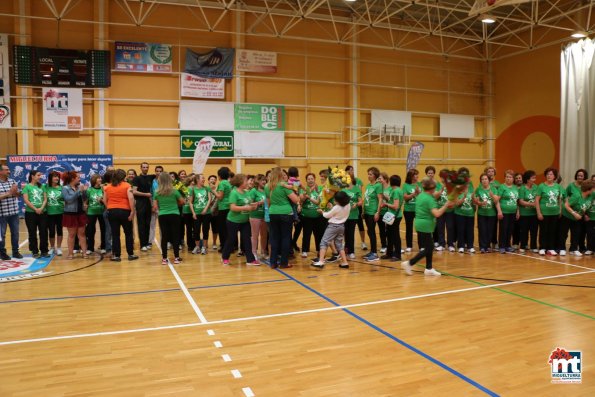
[234,131,284,157]
[42,88,83,131]
[181,73,225,99]
[179,100,234,131]
[0,33,11,128]
[236,49,277,73]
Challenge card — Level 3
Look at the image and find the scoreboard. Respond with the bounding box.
[13,45,111,88]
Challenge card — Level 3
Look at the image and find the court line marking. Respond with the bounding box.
[222,354,232,362]
[509,252,595,271]
[231,369,242,379]
[214,341,223,348]
[242,387,255,397]
[0,269,592,347]
[207,329,215,336]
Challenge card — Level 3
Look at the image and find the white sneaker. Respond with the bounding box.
[519,249,525,253]
[201,247,207,255]
[167,243,172,249]
[141,246,148,252]
[424,268,442,276]
[100,249,106,254]
[512,245,518,250]
[48,248,55,255]
[584,250,593,255]
[400,260,412,275]
[73,250,79,254]
[468,248,476,254]
[539,249,546,255]
[311,260,325,268]
[532,249,539,253]
[192,247,199,254]
[361,242,368,250]
[458,248,464,253]
[301,252,308,258]
[380,247,387,254]
[435,246,444,252]
[212,245,218,251]
[405,248,412,253]
[559,250,567,256]
[85,250,92,255]
[448,246,455,252]
[56,248,63,256]
[572,250,583,257]
[348,253,356,259]
[401,249,405,254]
[547,250,558,256]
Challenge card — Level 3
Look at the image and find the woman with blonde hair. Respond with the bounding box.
[153,172,185,264]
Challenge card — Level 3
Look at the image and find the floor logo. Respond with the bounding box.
[549,347,582,384]
[0,256,52,282]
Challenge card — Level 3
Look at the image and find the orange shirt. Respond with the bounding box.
[105,182,132,210]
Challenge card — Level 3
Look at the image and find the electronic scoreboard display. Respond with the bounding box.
[13,45,111,88]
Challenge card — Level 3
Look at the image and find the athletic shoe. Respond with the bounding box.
[174,257,181,265]
[237,251,245,257]
[519,249,525,253]
[167,243,172,249]
[247,260,261,266]
[361,242,368,250]
[201,247,207,255]
[468,248,476,254]
[128,255,139,261]
[86,250,92,255]
[327,254,339,263]
[380,254,391,260]
[380,247,387,254]
[32,252,40,258]
[458,248,465,254]
[301,252,308,258]
[532,249,539,253]
[364,253,380,262]
[584,250,593,255]
[480,248,486,254]
[222,259,230,266]
[348,253,356,260]
[559,250,567,256]
[448,246,455,252]
[435,246,444,252]
[311,260,325,268]
[12,252,23,259]
[505,247,514,253]
[0,252,10,261]
[424,268,441,276]
[111,257,121,262]
[339,263,349,269]
[161,259,168,265]
[401,249,405,254]
[212,245,218,251]
[390,256,400,262]
[499,248,506,254]
[405,248,412,253]
[362,252,373,259]
[100,249,106,254]
[400,260,412,275]
[147,244,152,250]
[141,246,148,252]
[547,250,557,256]
[512,245,518,250]
[571,250,583,257]
[48,248,54,255]
[539,249,546,255]
[41,252,51,258]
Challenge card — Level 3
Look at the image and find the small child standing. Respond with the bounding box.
[311,191,351,269]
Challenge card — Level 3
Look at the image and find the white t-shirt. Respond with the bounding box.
[323,204,350,224]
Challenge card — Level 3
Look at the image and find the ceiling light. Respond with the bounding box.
[480,15,496,24]
[571,31,588,38]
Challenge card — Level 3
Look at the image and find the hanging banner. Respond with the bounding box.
[184,48,235,79]
[180,73,225,99]
[6,154,113,214]
[42,88,83,131]
[180,131,233,158]
[0,34,11,128]
[192,137,216,174]
[114,41,173,73]
[234,104,285,131]
[236,49,277,73]
[406,142,425,172]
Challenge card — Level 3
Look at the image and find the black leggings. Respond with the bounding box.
[25,212,48,254]
[404,211,415,249]
[409,232,434,270]
[47,214,63,238]
[159,214,180,259]
[519,215,538,250]
[498,213,516,249]
[364,214,378,253]
[86,214,105,252]
[456,215,474,249]
[301,216,323,253]
[222,220,255,262]
[345,219,357,254]
[193,214,211,241]
[217,209,230,250]
[357,206,365,232]
[539,215,558,251]
[377,216,387,249]
[386,217,402,258]
[183,213,195,249]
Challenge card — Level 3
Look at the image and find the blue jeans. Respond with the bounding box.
[0,214,20,255]
[269,214,293,267]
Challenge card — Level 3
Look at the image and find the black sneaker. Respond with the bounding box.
[0,252,10,261]
[32,252,40,259]
[41,252,51,258]
[12,252,23,259]
[111,256,122,262]
[339,263,349,269]
[128,255,139,261]
[380,254,391,260]
[390,256,401,262]
[326,254,338,263]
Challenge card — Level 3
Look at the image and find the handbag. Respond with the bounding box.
[382,211,395,225]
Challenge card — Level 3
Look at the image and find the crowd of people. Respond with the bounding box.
[0,162,594,274]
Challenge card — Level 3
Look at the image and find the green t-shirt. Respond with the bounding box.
[497,184,519,214]
[587,191,595,219]
[249,188,266,219]
[355,177,363,188]
[403,183,419,212]
[454,190,475,217]
[22,184,45,213]
[182,194,192,214]
[227,189,252,223]
[191,186,210,214]
[414,192,438,233]
[301,187,321,218]
[536,183,564,216]
[343,185,362,220]
[216,179,232,210]
[388,187,404,218]
[518,184,538,216]
[380,186,392,215]
[86,186,105,215]
[265,184,294,215]
[566,182,581,200]
[153,189,182,216]
[44,184,64,215]
[562,193,592,220]
[437,186,453,213]
[490,180,501,189]
[364,182,382,215]
[474,185,497,217]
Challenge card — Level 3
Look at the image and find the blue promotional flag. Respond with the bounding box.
[406,142,424,172]
[184,48,235,79]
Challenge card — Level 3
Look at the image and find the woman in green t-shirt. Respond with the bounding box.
[189,174,212,255]
[402,169,420,253]
[249,174,268,260]
[454,184,476,253]
[363,167,383,262]
[153,172,185,265]
[401,178,454,277]
[342,177,363,260]
[383,175,403,261]
[587,174,595,255]
[495,170,519,253]
[22,169,49,258]
[222,174,259,266]
[566,168,589,253]
[299,173,322,258]
[85,174,106,254]
[535,167,564,256]
[473,173,498,253]
[45,170,64,256]
[377,172,391,255]
[559,179,593,256]
[518,170,539,253]
[215,167,232,252]
[346,165,367,251]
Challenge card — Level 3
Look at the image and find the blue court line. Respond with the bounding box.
[277,269,500,397]
[0,279,289,305]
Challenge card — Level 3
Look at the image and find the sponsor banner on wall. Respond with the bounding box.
[0,34,12,128]
[184,48,235,79]
[406,142,425,172]
[6,154,113,214]
[180,131,234,158]
[236,49,277,73]
[114,41,173,73]
[180,73,225,99]
[42,88,83,130]
[234,104,285,131]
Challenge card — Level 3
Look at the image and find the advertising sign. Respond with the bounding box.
[236,49,277,73]
[180,131,233,158]
[42,88,83,131]
[114,41,173,73]
[234,104,285,131]
[180,73,225,99]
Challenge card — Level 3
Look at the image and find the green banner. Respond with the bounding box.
[180,131,234,158]
[234,104,285,131]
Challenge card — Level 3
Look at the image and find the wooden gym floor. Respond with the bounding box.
[0,222,593,396]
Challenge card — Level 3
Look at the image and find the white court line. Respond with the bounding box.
[1,268,592,347]
[222,354,232,362]
[19,239,28,248]
[510,252,595,271]
[155,236,208,323]
[242,387,255,397]
[207,329,215,336]
[231,369,242,379]
[214,341,223,348]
